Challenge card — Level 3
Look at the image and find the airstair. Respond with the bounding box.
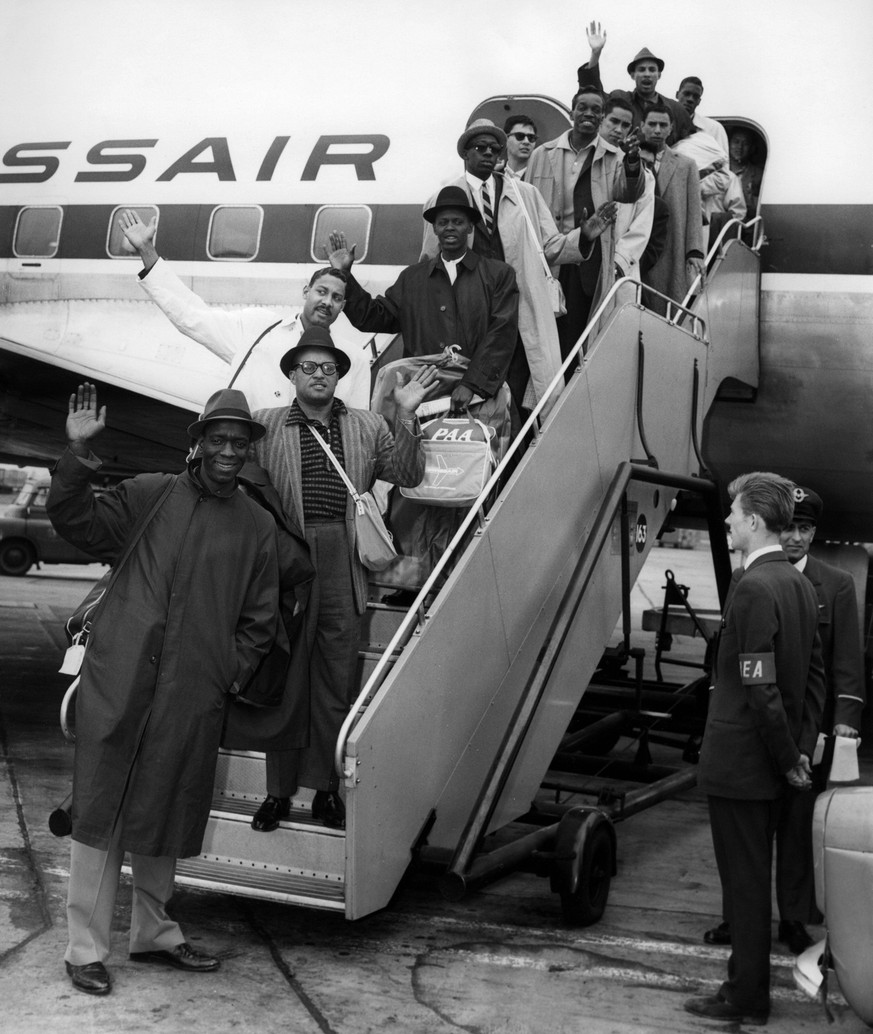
[173,222,762,919]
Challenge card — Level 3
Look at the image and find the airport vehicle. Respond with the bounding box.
[12,0,872,932]
[0,473,103,575]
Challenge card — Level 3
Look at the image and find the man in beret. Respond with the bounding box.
[419,118,618,419]
[704,485,866,955]
[118,210,372,410]
[249,325,436,832]
[576,21,692,145]
[48,384,279,995]
[328,186,519,414]
[687,472,826,1025]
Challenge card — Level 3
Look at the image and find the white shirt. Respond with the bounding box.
[465,171,496,223]
[744,544,784,569]
[793,554,809,574]
[440,252,465,285]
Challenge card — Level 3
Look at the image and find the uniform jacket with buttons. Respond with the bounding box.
[802,554,866,731]
[698,551,826,800]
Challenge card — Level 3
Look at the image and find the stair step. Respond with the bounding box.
[359,601,412,651]
[175,856,345,910]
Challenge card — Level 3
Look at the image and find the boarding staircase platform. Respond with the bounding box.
[177,233,761,919]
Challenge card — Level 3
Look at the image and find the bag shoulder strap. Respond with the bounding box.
[507,175,553,279]
[227,318,282,389]
[100,476,177,595]
[304,424,364,512]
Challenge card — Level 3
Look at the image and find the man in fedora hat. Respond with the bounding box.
[248,325,437,831]
[420,118,618,418]
[117,209,373,410]
[703,485,865,956]
[576,20,692,145]
[328,186,518,414]
[47,382,280,996]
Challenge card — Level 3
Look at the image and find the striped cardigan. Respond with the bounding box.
[253,405,425,613]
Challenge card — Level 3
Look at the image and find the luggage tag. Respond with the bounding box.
[59,634,86,676]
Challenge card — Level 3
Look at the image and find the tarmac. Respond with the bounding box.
[1,547,871,1034]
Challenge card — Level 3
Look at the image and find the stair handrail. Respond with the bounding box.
[681,215,764,309]
[334,278,709,778]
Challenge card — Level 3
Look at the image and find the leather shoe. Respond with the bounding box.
[684,993,767,1025]
[251,794,290,832]
[778,919,813,954]
[65,960,111,995]
[703,920,732,945]
[312,790,345,829]
[130,941,220,972]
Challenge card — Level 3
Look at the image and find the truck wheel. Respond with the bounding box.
[0,540,35,577]
[551,808,615,926]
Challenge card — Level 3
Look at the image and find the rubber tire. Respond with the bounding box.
[554,810,614,926]
[0,539,35,577]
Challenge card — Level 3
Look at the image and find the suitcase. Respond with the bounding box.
[811,787,873,1025]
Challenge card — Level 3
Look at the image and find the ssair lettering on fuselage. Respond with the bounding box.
[0,135,391,184]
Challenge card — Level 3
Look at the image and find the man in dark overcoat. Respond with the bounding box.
[48,383,279,996]
[327,186,519,414]
[685,472,826,1026]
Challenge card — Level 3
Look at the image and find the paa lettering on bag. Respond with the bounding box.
[738,652,776,684]
[430,427,476,443]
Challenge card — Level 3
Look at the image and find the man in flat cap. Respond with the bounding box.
[576,21,692,145]
[703,485,866,955]
[328,186,519,414]
[248,325,437,832]
[420,118,618,419]
[118,210,373,410]
[48,383,280,996]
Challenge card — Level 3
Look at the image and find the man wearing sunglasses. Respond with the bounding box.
[420,119,617,421]
[503,116,538,179]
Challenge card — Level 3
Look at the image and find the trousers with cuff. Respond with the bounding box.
[66,835,183,965]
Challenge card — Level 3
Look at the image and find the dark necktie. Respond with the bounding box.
[481,182,493,235]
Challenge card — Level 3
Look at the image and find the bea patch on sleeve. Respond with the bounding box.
[739,652,776,684]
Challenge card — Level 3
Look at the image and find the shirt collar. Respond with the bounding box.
[429,250,476,275]
[465,170,494,195]
[793,554,809,574]
[744,544,784,569]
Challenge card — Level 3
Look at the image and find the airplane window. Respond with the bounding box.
[207,205,263,261]
[107,205,159,258]
[311,205,371,264]
[13,206,63,258]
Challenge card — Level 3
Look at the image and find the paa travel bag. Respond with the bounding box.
[401,415,494,508]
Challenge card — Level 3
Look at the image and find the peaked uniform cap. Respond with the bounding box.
[792,486,823,524]
[187,388,266,441]
[627,47,665,74]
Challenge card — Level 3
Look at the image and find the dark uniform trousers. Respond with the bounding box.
[708,795,781,1014]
